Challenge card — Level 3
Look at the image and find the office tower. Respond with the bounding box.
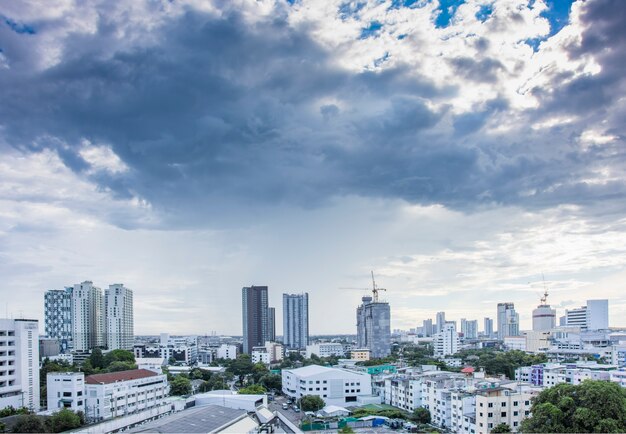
[497,302,519,339]
[422,319,433,337]
[44,287,73,352]
[433,322,459,357]
[356,296,391,358]
[72,281,105,351]
[532,304,556,331]
[484,317,493,338]
[460,318,467,336]
[283,293,309,349]
[463,320,478,339]
[242,285,274,354]
[105,284,134,350]
[566,299,609,331]
[436,311,446,334]
[267,307,276,342]
[0,319,40,411]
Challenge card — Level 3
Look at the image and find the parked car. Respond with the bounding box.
[293,406,301,413]
[282,403,289,410]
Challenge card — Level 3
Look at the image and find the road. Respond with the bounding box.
[267,394,307,426]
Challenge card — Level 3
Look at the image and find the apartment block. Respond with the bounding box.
[46,372,85,412]
[105,284,134,351]
[44,288,73,353]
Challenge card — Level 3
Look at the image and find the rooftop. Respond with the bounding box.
[129,404,248,433]
[85,369,159,384]
[286,364,367,378]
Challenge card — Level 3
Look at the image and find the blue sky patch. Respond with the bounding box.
[435,0,466,28]
[360,21,383,39]
[475,4,493,22]
[339,1,367,20]
[540,0,574,37]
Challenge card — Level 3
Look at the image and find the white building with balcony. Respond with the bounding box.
[85,369,168,422]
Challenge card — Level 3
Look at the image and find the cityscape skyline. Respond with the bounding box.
[1,0,626,335]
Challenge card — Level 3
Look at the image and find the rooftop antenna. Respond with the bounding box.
[540,273,549,305]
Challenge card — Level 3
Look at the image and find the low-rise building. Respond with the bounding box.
[350,349,371,361]
[85,369,169,422]
[282,365,374,407]
[251,342,283,364]
[47,372,85,412]
[306,342,345,358]
[474,386,535,434]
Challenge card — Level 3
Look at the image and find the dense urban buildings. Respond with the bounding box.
[105,284,134,351]
[282,293,309,349]
[241,285,275,354]
[497,302,520,339]
[356,295,391,358]
[0,318,40,411]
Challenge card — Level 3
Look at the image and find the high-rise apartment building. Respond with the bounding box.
[105,284,134,351]
[433,322,459,357]
[283,293,309,349]
[44,287,73,352]
[267,307,276,343]
[356,296,391,358]
[0,319,40,411]
[461,319,478,339]
[242,285,274,354]
[565,299,609,331]
[436,312,446,334]
[72,281,106,351]
[422,319,434,337]
[484,317,493,338]
[497,302,519,339]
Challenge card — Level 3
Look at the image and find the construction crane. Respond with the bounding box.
[339,271,387,302]
[540,273,549,305]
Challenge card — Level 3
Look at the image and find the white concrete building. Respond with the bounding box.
[282,365,374,407]
[0,319,40,411]
[434,323,459,357]
[135,358,165,374]
[47,372,85,412]
[497,303,519,339]
[504,336,527,351]
[72,281,105,351]
[105,284,134,351]
[306,342,345,358]
[216,344,238,360]
[565,299,609,331]
[85,369,168,422]
[475,386,535,434]
[252,342,283,364]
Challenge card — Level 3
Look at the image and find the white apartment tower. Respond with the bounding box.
[497,303,519,339]
[434,322,460,357]
[106,284,134,351]
[44,287,73,352]
[72,281,105,351]
[283,293,309,349]
[0,319,40,411]
[436,312,446,334]
[565,299,609,331]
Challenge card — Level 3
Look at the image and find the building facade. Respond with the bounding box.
[282,293,309,349]
[532,304,556,331]
[72,281,105,351]
[484,318,493,338]
[565,299,609,331]
[306,343,345,358]
[0,319,40,411]
[356,296,391,359]
[105,284,134,351]
[434,323,459,357]
[436,312,446,334]
[242,286,273,354]
[44,288,73,353]
[47,372,85,412]
[85,369,169,421]
[497,303,519,339]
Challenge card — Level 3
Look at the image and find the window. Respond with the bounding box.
[501,412,507,417]
[488,403,493,408]
[513,411,518,416]
[488,413,493,418]
[501,402,506,407]
[513,401,519,406]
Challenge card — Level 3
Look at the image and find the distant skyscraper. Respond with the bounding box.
[0,319,40,411]
[283,293,309,349]
[242,285,274,354]
[460,318,467,336]
[565,299,609,331]
[462,319,478,339]
[44,287,73,352]
[484,317,493,338]
[436,311,446,334]
[497,302,519,339]
[422,319,433,337]
[267,307,276,342]
[105,284,134,350]
[357,296,391,358]
[72,281,105,351]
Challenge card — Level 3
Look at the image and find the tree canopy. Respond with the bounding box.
[299,395,325,412]
[521,380,626,433]
[169,375,192,396]
[238,384,267,395]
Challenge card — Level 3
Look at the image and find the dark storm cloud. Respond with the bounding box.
[0,0,625,227]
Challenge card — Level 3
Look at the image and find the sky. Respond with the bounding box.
[1,0,625,336]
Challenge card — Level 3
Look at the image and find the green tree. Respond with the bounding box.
[0,406,30,418]
[169,376,192,396]
[228,354,254,385]
[103,349,135,368]
[0,421,6,433]
[259,373,282,391]
[47,408,82,433]
[251,363,269,383]
[412,407,431,424]
[338,426,355,433]
[107,361,138,372]
[11,415,46,433]
[238,384,267,394]
[491,423,511,433]
[521,381,626,433]
[89,348,105,369]
[299,395,325,412]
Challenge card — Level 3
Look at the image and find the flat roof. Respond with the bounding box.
[85,369,159,384]
[129,404,248,433]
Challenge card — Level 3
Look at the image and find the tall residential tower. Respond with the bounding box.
[105,284,134,350]
[242,285,274,354]
[44,287,73,352]
[72,281,105,351]
[283,293,309,349]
